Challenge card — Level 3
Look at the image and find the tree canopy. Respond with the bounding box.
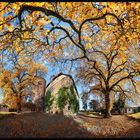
[0,2,140,117]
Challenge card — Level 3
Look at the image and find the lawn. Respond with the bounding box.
[128,113,140,120]
[0,111,18,120]
[78,111,103,118]
[0,112,18,115]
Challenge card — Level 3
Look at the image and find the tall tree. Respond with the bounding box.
[89,99,100,111]
[76,43,140,117]
[0,47,48,112]
[81,92,89,111]
[112,93,125,114]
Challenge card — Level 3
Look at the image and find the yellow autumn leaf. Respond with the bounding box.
[86,43,92,49]
[61,2,66,10]
[7,24,13,32]
[67,2,73,9]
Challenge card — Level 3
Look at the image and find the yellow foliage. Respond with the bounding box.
[133,64,140,70]
[66,2,73,9]
[27,62,48,75]
[86,43,92,50]
[15,47,22,53]
[0,2,140,110]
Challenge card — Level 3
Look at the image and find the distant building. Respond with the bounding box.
[45,73,79,115]
[124,107,133,114]
[124,106,138,114]
[112,106,139,114]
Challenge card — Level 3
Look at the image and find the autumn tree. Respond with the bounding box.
[89,99,100,111]
[0,63,47,112]
[76,41,140,117]
[0,2,140,117]
[0,45,47,112]
[112,93,125,114]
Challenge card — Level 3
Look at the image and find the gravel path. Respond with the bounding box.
[0,112,140,138]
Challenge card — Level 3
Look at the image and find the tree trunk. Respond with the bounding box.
[16,95,22,113]
[104,92,112,118]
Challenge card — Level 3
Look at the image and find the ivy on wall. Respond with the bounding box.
[45,90,54,112]
[69,85,79,113]
[56,86,79,113]
[56,87,70,111]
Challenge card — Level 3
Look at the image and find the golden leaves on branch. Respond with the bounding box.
[0,70,12,86]
[66,2,73,9]
[85,43,92,50]
[133,64,140,71]
[27,61,48,75]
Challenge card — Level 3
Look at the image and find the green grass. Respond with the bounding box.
[0,112,18,120]
[0,111,18,115]
[128,112,140,120]
[78,111,103,118]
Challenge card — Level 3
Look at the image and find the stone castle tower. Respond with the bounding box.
[32,76,46,111]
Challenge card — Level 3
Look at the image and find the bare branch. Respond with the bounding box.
[18,5,79,33]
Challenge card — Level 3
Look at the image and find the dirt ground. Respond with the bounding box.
[76,113,140,138]
[0,112,140,138]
